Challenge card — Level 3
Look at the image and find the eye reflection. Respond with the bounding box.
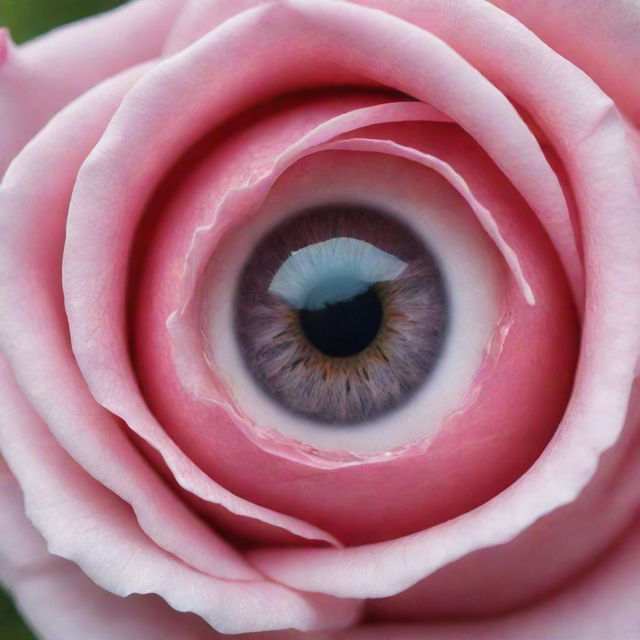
[271,236,407,357]
[235,204,448,424]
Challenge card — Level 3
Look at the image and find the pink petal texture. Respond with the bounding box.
[4,427,640,640]
[134,89,575,547]
[0,50,358,633]
[164,0,268,53]
[6,26,342,551]
[0,361,359,635]
[488,0,640,125]
[0,0,186,176]
[1,0,639,636]
[0,455,223,640]
[0,64,258,581]
[626,119,640,191]
[316,517,640,639]
[229,0,639,609]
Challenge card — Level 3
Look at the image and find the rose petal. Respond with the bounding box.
[63,0,578,547]
[164,0,268,54]
[329,512,640,638]
[625,120,640,197]
[156,0,583,302]
[0,64,268,582]
[3,35,342,552]
[324,136,534,303]
[235,0,640,606]
[488,0,640,125]
[149,106,574,545]
[0,360,360,634]
[0,456,224,640]
[0,0,186,176]
[4,430,640,639]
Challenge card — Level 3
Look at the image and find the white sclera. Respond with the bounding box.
[201,150,505,455]
[268,237,408,310]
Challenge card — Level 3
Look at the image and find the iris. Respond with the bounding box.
[235,203,448,424]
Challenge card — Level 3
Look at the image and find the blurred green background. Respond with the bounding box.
[0,2,128,637]
[0,595,34,640]
[0,0,127,43]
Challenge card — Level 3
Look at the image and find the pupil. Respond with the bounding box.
[300,284,382,358]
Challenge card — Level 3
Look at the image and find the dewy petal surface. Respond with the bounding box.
[0,0,186,175]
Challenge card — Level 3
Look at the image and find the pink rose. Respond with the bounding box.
[1,0,639,638]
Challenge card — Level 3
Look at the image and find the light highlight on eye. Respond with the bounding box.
[268,237,408,310]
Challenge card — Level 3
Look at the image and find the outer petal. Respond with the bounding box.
[0,457,222,640]
[0,359,359,635]
[0,59,359,633]
[327,515,640,639]
[0,0,187,175]
[164,0,268,53]
[1,52,339,550]
[0,64,260,582]
[489,0,640,125]
[5,432,640,640]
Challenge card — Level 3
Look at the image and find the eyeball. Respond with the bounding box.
[202,149,506,456]
[235,202,448,425]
